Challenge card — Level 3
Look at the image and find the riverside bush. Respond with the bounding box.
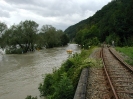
[25,95,37,99]
[6,48,23,54]
[39,47,99,99]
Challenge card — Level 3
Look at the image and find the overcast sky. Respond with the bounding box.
[0,0,111,30]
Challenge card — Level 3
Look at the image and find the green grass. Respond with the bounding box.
[115,47,133,65]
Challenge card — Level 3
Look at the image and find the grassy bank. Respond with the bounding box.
[115,47,133,65]
[38,47,102,99]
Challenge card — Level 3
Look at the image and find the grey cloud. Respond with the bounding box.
[4,0,34,4]
[0,10,10,18]
[4,0,111,17]
[5,0,84,17]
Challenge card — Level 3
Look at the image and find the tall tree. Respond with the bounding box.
[0,22,7,36]
[1,20,39,53]
[19,20,39,52]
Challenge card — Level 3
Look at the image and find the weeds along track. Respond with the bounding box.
[101,47,133,99]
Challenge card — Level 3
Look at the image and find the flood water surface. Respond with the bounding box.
[0,44,80,99]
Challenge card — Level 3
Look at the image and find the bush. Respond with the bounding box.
[48,73,74,99]
[6,48,23,54]
[38,74,54,96]
[25,95,37,99]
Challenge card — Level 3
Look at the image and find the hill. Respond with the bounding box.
[64,0,133,47]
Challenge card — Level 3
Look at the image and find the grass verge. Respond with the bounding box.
[115,47,133,65]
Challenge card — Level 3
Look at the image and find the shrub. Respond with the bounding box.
[25,95,37,99]
[38,74,54,96]
[48,73,74,99]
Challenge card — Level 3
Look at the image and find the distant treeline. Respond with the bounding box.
[0,20,69,54]
[64,0,133,48]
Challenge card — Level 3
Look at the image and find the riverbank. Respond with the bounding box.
[38,46,102,99]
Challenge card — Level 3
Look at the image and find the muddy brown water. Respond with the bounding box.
[0,44,80,99]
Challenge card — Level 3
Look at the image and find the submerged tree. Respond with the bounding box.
[0,22,7,36]
[0,22,8,48]
[1,20,39,53]
[39,25,69,48]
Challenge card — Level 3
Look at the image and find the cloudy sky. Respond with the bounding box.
[0,0,111,30]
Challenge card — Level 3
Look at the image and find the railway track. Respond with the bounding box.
[101,47,133,99]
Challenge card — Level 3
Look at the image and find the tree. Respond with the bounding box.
[19,20,39,52]
[42,25,57,48]
[60,33,69,46]
[0,22,7,48]
[40,25,69,48]
[1,20,39,53]
[0,22,7,36]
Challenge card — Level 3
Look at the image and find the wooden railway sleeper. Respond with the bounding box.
[117,91,133,94]
[110,76,131,78]
[113,80,133,83]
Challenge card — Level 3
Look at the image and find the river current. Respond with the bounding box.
[0,44,80,99]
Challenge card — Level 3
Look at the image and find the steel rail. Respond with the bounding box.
[109,47,133,72]
[100,47,119,99]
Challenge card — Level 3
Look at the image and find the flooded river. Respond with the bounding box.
[0,44,80,99]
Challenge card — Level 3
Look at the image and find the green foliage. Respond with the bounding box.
[115,47,133,65]
[74,25,100,48]
[47,73,74,99]
[38,74,54,96]
[83,37,100,49]
[6,48,23,54]
[0,22,7,35]
[61,59,74,72]
[38,25,69,48]
[25,95,37,99]
[60,33,69,46]
[65,0,133,47]
[1,20,39,53]
[105,33,120,46]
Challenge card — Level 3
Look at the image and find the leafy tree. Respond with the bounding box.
[0,22,7,36]
[25,95,37,99]
[35,33,45,49]
[43,25,58,48]
[60,33,69,46]
[39,25,69,48]
[19,20,39,52]
[0,22,7,48]
[49,73,74,99]
[1,20,39,53]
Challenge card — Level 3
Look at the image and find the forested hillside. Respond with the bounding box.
[64,0,133,47]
